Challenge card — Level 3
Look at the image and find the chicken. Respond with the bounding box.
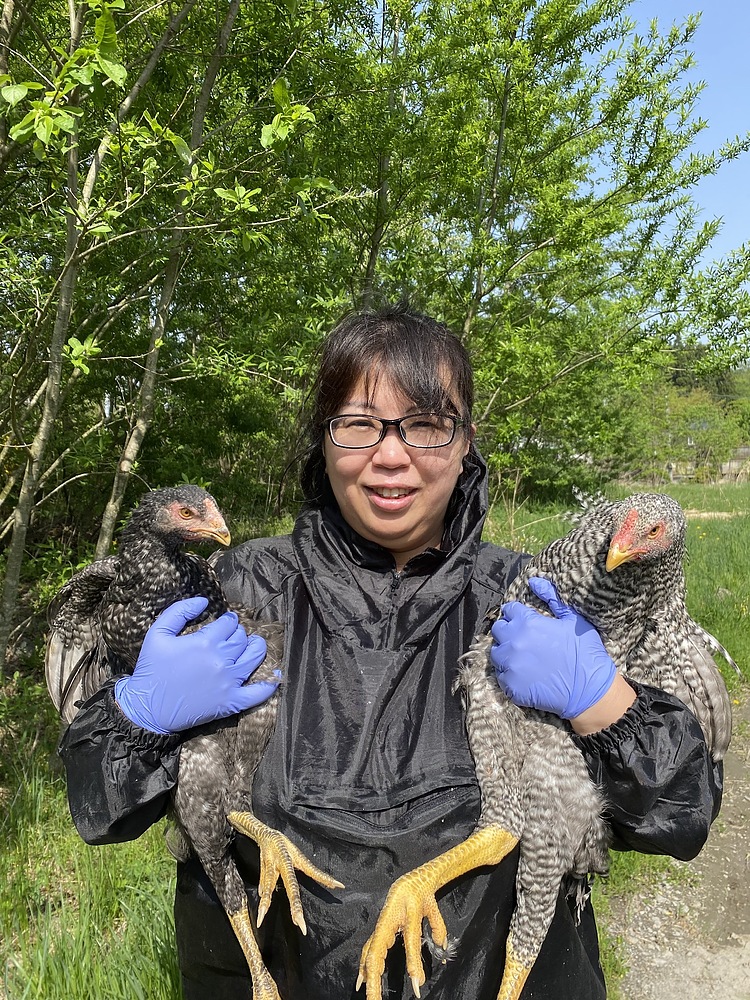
[357,492,737,1000]
[46,485,342,1000]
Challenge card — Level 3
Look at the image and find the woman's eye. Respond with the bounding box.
[342,417,378,429]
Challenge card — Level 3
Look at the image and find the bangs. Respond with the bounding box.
[316,308,473,425]
[356,355,461,419]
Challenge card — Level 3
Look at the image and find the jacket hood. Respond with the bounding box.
[291,448,489,646]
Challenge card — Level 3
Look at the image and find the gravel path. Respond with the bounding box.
[604,693,750,1000]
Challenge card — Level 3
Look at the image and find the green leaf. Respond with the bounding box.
[1,84,29,108]
[215,188,239,203]
[96,53,127,87]
[34,113,54,145]
[9,108,37,141]
[143,110,162,135]
[54,109,80,135]
[170,134,192,165]
[69,63,97,87]
[95,9,118,55]
[260,123,275,149]
[272,78,290,110]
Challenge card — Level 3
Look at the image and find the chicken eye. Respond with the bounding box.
[647,524,663,538]
[178,507,194,519]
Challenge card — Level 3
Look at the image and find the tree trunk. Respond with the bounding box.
[360,7,400,309]
[94,247,182,558]
[0,0,17,168]
[0,168,80,676]
[462,57,513,343]
[0,1,200,672]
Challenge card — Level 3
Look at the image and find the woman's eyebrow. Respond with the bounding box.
[340,401,423,414]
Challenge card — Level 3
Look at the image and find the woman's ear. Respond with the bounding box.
[462,422,477,457]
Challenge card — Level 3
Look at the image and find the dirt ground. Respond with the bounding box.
[606,692,750,1000]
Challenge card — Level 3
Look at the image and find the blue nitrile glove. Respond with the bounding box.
[114,596,278,734]
[490,577,617,719]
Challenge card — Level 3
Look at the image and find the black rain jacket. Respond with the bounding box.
[59,451,723,1000]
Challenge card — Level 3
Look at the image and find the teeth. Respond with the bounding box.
[373,487,410,498]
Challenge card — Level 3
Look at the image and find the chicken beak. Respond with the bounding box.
[203,524,231,546]
[195,517,231,546]
[606,542,635,572]
[196,499,231,546]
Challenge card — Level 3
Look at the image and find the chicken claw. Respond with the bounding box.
[227,811,344,933]
[356,825,519,999]
[357,870,447,1000]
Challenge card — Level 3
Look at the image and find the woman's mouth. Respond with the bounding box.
[367,485,416,510]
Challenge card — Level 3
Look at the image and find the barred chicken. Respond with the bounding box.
[358,492,736,1000]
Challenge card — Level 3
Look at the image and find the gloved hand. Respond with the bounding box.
[490,576,617,719]
[114,596,278,734]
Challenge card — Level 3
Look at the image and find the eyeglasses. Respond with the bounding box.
[326,413,464,450]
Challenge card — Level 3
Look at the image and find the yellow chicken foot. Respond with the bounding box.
[356,825,519,1000]
[228,905,282,1000]
[495,939,532,1000]
[227,810,344,933]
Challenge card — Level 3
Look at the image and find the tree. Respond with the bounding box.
[0,0,331,673]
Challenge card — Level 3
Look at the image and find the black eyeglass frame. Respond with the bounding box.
[325,413,465,450]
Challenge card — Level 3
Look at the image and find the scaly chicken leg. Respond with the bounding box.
[356,825,519,1000]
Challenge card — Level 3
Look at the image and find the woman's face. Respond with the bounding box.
[323,376,473,571]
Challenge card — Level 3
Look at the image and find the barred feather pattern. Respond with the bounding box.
[168,620,284,908]
[45,485,284,924]
[458,636,609,966]
[46,488,229,721]
[501,492,733,761]
[456,492,733,978]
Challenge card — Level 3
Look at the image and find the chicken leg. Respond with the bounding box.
[356,825,519,1000]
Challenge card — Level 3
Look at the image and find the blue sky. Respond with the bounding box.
[630,1,750,263]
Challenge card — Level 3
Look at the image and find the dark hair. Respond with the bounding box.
[300,304,474,503]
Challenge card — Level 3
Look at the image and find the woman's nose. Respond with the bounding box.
[372,425,411,465]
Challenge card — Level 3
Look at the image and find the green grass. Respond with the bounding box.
[2,482,747,998]
[592,851,693,1000]
[0,683,180,1000]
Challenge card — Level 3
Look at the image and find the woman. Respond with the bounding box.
[60,305,721,1000]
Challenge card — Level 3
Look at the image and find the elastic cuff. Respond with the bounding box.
[571,680,648,751]
[103,680,182,751]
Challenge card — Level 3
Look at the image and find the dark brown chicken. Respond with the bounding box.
[46,485,341,1000]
